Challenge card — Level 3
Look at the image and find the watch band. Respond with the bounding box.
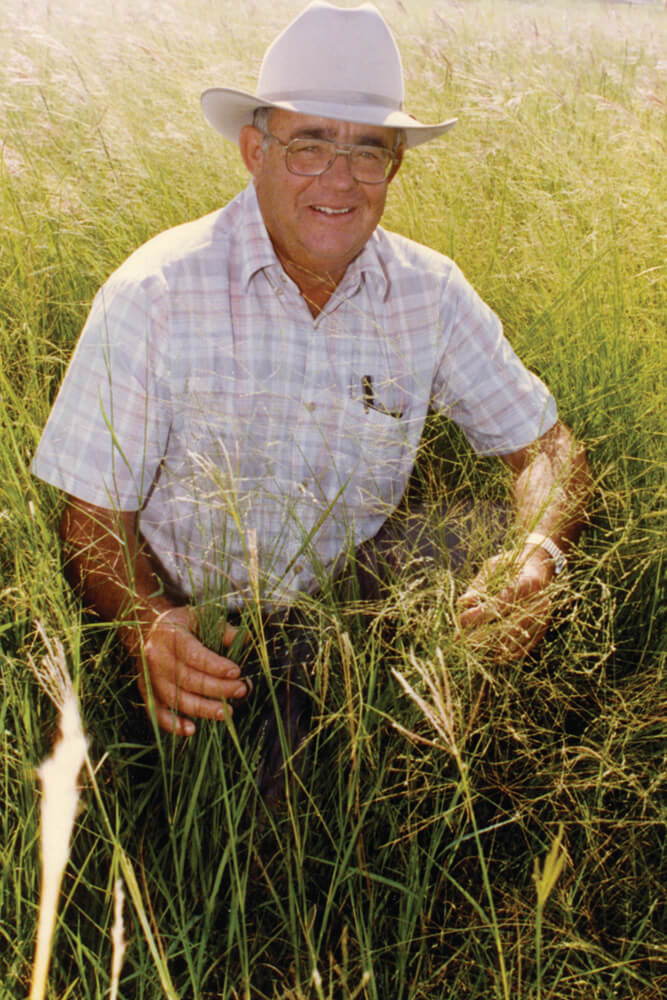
[525,532,567,575]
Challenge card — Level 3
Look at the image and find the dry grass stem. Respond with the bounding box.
[109,877,127,1000]
[27,624,87,1000]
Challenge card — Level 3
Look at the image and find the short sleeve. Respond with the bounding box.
[432,263,557,455]
[31,271,172,510]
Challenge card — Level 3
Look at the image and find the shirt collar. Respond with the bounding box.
[338,236,389,303]
[238,184,281,289]
[238,182,389,302]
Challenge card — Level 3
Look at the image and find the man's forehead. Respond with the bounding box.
[270,109,396,145]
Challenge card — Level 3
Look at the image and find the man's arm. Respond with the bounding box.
[60,497,250,736]
[457,420,591,659]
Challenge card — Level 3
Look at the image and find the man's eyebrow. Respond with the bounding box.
[356,135,391,148]
[289,127,392,148]
[289,127,331,140]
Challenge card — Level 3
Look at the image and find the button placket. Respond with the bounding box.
[294,311,334,502]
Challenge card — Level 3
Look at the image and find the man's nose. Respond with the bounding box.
[321,150,356,185]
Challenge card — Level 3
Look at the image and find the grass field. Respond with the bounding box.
[1,1,665,997]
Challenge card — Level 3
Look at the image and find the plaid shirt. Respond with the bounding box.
[32,183,557,607]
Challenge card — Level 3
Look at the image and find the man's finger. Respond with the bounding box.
[137,675,197,737]
[167,661,250,702]
[154,703,197,737]
[140,670,242,735]
[221,624,238,648]
[458,600,494,629]
[168,686,237,725]
[171,628,244,677]
[457,589,510,629]
[457,585,485,610]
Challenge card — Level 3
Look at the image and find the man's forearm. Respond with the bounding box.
[60,498,175,654]
[504,421,591,556]
[458,422,591,656]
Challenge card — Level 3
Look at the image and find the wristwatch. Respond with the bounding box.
[525,532,568,576]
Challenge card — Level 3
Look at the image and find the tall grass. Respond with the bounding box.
[1,1,665,997]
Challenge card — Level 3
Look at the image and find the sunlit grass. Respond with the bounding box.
[1,1,665,997]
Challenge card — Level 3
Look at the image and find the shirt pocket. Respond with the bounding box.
[331,394,418,520]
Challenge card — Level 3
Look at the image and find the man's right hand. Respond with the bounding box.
[59,497,252,739]
[135,606,252,737]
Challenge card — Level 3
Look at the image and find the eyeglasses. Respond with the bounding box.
[261,130,398,184]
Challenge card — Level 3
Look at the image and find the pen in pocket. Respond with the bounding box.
[361,375,403,419]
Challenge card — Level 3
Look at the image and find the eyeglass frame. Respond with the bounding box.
[258,128,400,184]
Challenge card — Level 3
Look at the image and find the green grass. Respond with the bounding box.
[1,0,665,997]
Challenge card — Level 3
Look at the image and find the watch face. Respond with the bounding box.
[526,533,566,574]
[543,538,566,575]
[553,553,567,575]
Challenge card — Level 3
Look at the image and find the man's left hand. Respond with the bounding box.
[456,548,554,661]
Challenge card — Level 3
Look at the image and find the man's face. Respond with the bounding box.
[240,109,401,285]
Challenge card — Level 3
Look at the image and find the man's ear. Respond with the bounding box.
[239,124,265,177]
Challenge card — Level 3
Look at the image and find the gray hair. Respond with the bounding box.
[252,106,405,152]
[252,107,273,149]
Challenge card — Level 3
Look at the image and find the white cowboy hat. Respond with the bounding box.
[201,1,457,149]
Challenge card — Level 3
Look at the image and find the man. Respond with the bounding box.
[32,2,589,742]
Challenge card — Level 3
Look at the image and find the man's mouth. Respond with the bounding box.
[311,205,354,216]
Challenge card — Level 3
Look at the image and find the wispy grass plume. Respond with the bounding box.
[109,877,126,1000]
[27,622,87,1000]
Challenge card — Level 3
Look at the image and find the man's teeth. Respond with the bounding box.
[313,206,351,215]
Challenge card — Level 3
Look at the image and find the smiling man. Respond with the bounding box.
[240,110,402,312]
[32,2,589,764]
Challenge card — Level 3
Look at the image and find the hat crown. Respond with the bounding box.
[257,1,404,111]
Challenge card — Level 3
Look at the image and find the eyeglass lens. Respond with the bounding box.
[286,138,393,183]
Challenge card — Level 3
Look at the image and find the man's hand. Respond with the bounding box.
[455,421,590,662]
[135,607,251,737]
[456,548,553,661]
[59,496,253,738]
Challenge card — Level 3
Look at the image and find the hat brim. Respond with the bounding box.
[201,87,457,150]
